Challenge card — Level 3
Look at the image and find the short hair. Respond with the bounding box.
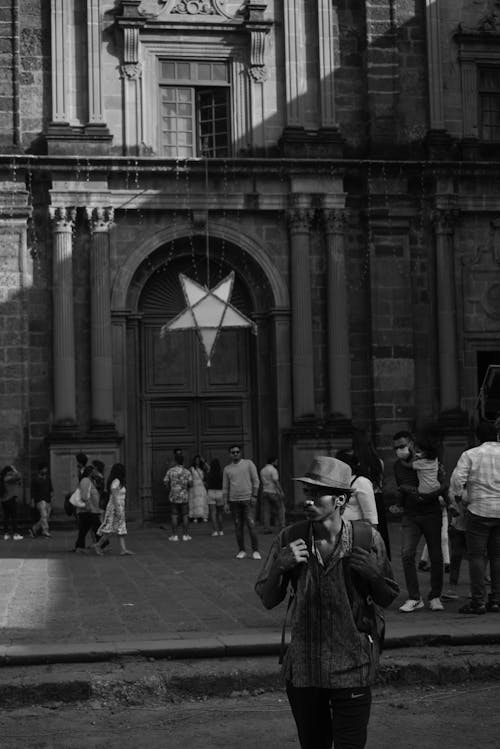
[229,444,241,452]
[174,453,184,465]
[477,420,498,443]
[76,452,88,466]
[392,431,413,442]
[37,462,48,472]
[92,459,105,473]
[173,448,183,455]
[267,456,277,464]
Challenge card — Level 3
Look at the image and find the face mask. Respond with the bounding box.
[396,447,410,459]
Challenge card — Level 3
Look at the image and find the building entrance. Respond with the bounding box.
[138,255,255,519]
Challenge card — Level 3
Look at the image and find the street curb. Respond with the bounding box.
[1,646,500,708]
[2,631,500,667]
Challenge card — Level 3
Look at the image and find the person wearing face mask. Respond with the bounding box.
[255,456,398,749]
[392,430,447,613]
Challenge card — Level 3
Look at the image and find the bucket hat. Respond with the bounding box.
[294,456,353,491]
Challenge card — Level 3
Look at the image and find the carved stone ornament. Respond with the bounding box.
[288,197,314,233]
[248,65,268,82]
[323,209,347,235]
[120,63,143,80]
[49,206,76,229]
[161,0,232,17]
[431,208,459,234]
[85,207,115,233]
[458,1,500,34]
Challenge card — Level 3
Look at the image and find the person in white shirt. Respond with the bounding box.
[260,457,285,534]
[450,418,500,614]
[336,449,378,526]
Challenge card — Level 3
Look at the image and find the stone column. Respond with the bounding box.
[86,207,115,427]
[50,0,69,122]
[433,210,460,413]
[87,0,105,125]
[425,0,445,131]
[288,195,315,419]
[50,206,77,425]
[317,0,338,129]
[283,0,307,127]
[323,207,351,419]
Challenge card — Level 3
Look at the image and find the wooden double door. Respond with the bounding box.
[143,321,254,517]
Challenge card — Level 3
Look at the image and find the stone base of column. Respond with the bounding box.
[279,126,344,158]
[425,129,453,160]
[89,422,120,440]
[325,414,352,436]
[46,123,112,155]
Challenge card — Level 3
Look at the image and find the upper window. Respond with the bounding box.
[479,67,500,142]
[159,60,231,158]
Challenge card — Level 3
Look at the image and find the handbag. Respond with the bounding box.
[68,487,86,509]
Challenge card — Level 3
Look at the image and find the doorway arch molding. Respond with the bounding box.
[111,218,290,312]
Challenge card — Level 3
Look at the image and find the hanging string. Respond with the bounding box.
[205,155,210,288]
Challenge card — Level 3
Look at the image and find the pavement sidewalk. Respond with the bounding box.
[0,520,499,667]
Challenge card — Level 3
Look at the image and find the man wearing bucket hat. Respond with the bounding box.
[255,456,398,749]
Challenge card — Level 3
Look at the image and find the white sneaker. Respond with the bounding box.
[236,550,247,559]
[211,531,219,537]
[13,534,23,540]
[399,598,425,613]
[252,551,262,561]
[182,534,192,541]
[168,535,179,542]
[218,530,224,536]
[3,534,10,540]
[429,597,444,611]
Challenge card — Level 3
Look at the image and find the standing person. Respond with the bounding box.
[441,487,468,601]
[335,449,378,526]
[450,418,500,614]
[0,465,23,540]
[260,456,286,534]
[94,463,133,556]
[76,452,88,482]
[392,430,447,612]
[29,463,53,538]
[255,456,399,749]
[163,450,193,542]
[74,464,102,553]
[207,458,226,536]
[223,445,261,560]
[352,427,390,559]
[188,454,209,523]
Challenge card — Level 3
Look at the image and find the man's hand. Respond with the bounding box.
[349,546,380,582]
[277,539,309,572]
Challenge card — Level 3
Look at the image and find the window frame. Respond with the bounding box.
[478,66,500,143]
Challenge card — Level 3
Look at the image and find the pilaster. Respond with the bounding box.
[49,206,77,427]
[323,206,351,420]
[424,0,452,158]
[288,194,315,421]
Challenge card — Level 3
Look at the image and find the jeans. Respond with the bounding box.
[230,500,258,552]
[465,510,500,606]
[33,500,51,536]
[261,492,285,531]
[2,498,18,535]
[286,683,371,749]
[448,525,467,586]
[401,511,443,600]
[420,506,450,565]
[75,512,102,549]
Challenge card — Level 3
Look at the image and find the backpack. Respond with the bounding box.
[278,519,385,663]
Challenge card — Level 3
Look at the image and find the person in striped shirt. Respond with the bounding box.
[450,418,500,615]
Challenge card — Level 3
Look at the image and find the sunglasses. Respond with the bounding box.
[230,450,240,455]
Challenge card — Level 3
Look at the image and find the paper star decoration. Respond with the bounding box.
[160,272,257,366]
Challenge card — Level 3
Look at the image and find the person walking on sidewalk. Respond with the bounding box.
[164,450,193,542]
[74,465,102,553]
[0,465,23,541]
[450,418,500,615]
[255,456,398,749]
[94,463,133,556]
[207,458,226,536]
[260,456,286,534]
[392,430,447,613]
[30,463,53,538]
[223,445,261,560]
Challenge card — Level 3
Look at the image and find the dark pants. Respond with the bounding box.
[75,512,102,549]
[2,498,18,535]
[465,510,500,606]
[286,683,371,749]
[261,492,285,532]
[230,500,258,552]
[449,525,467,586]
[401,511,443,600]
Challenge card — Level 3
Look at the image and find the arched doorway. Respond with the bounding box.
[137,247,257,519]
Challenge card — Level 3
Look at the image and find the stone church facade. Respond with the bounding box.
[1,0,500,517]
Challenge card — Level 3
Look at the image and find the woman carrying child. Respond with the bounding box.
[94,463,133,556]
